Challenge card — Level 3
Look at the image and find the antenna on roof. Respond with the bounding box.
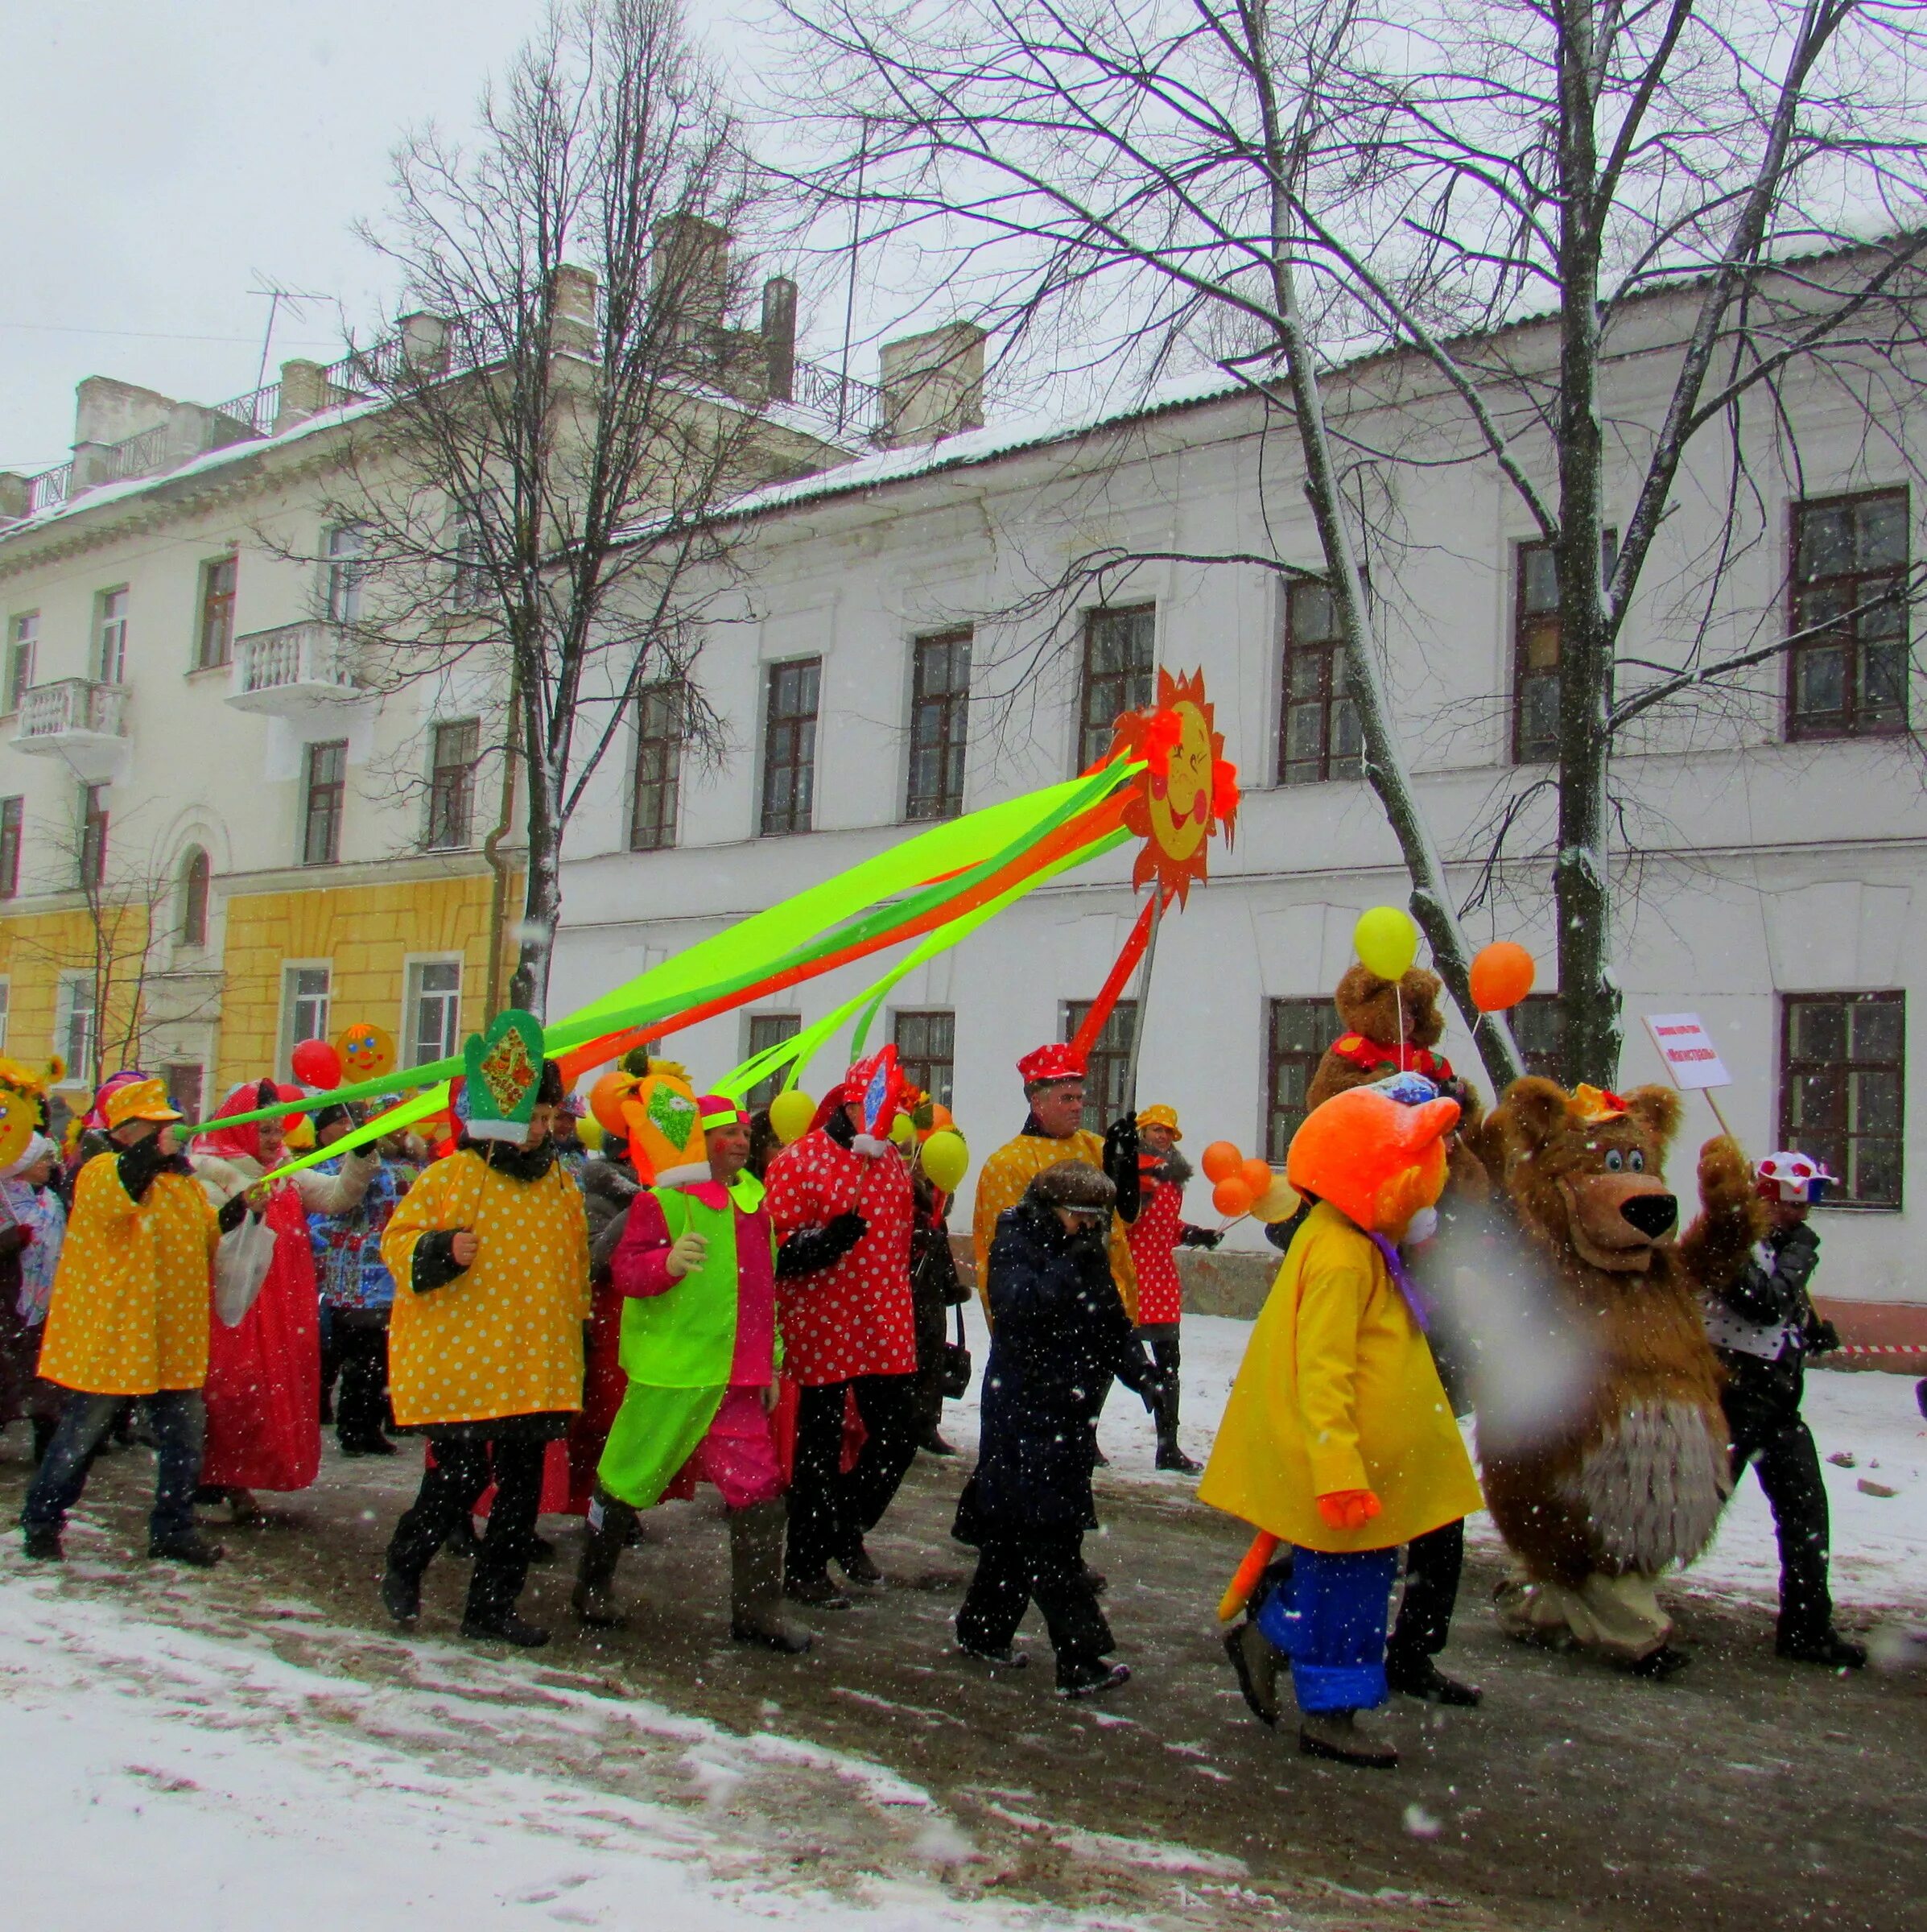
[247,279,329,393]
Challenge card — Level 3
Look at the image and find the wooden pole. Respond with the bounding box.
[1703,1087,1742,1153]
[1120,886,1164,1116]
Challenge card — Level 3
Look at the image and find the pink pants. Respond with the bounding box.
[662,1385,786,1513]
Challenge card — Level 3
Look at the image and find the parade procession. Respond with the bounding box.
[1,3,1925,1927]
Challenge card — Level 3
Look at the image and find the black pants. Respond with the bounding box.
[958,1530,1113,1682]
[910,1288,951,1441]
[787,1373,920,1581]
[1724,1366,1833,1645]
[1137,1323,1182,1449]
[386,1435,546,1625]
[1386,1517,1464,1666]
[328,1309,391,1449]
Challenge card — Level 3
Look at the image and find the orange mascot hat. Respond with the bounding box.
[621,1059,706,1184]
[1285,1084,1460,1237]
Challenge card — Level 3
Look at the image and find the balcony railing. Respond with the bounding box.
[229,621,361,713]
[17,677,128,742]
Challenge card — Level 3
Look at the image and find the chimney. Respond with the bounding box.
[547,267,598,357]
[761,276,798,403]
[652,214,730,342]
[70,376,176,489]
[877,323,985,448]
[399,310,451,377]
[274,358,331,433]
[0,473,27,521]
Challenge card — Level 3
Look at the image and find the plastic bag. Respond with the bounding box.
[214,1212,275,1327]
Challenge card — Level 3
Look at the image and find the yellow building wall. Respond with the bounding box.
[217,871,509,1090]
[0,903,151,1084]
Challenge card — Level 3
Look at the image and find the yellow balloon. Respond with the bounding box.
[1252,1174,1302,1224]
[768,1088,815,1146]
[577,1114,605,1151]
[920,1127,970,1194]
[1354,905,1420,982]
[889,1111,916,1145]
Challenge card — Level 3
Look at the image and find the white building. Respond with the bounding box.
[551,279,1926,1337]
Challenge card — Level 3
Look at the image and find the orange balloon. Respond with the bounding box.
[588,1069,634,1138]
[927,1102,954,1132]
[1212,1175,1255,1217]
[1470,940,1537,1013]
[1240,1156,1274,1198]
[1201,1140,1243,1184]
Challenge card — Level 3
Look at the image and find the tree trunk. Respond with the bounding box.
[1551,2,1623,1088]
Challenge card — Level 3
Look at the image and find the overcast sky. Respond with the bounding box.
[0,0,827,477]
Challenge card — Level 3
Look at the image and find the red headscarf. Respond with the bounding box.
[195,1080,299,1164]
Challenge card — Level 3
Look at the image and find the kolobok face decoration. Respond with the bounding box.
[1109,667,1240,906]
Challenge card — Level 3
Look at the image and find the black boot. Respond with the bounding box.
[572,1502,631,1629]
[1385,1650,1482,1706]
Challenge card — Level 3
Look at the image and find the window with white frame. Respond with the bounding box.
[279,964,332,1076]
[406,960,462,1067]
[324,523,366,625]
[0,976,10,1053]
[6,612,37,711]
[95,587,129,684]
[56,972,96,1082]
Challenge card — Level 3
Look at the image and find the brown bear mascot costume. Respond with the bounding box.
[1476,1078,1762,1674]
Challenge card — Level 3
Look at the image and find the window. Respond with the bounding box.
[163,1063,204,1125]
[1062,999,1137,1135]
[1077,605,1155,771]
[760,658,821,837]
[1780,992,1904,1208]
[906,630,972,821]
[1788,489,1910,741]
[893,1009,955,1112]
[302,739,347,866]
[0,796,20,900]
[196,553,237,670]
[406,960,463,1067]
[280,965,332,1074]
[56,973,96,1081]
[449,508,489,610]
[744,1012,802,1113]
[179,846,210,947]
[427,719,481,850]
[78,784,109,890]
[1512,534,1616,763]
[629,683,684,852]
[1512,993,1566,1083]
[1265,997,1347,1162]
[324,523,366,625]
[95,587,129,684]
[1278,580,1362,785]
[6,612,36,711]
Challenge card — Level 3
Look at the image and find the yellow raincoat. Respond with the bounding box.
[972,1128,1137,1321]
[1198,1200,1482,1553]
[38,1154,220,1396]
[382,1150,590,1429]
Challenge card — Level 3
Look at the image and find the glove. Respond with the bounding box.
[665,1231,708,1280]
[776,1211,869,1278]
[1316,1488,1383,1532]
[1102,1115,1142,1224]
[1806,1316,1842,1356]
[1178,1224,1223,1250]
[216,1194,250,1235]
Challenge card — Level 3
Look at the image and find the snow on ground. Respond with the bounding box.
[0,1559,1140,1932]
[948,1304,1927,1614]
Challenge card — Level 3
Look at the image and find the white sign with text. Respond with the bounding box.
[1642,1013,1732,1091]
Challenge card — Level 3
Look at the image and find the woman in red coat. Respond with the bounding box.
[192,1082,378,1516]
[1124,1105,1220,1472]
[763,1047,918,1604]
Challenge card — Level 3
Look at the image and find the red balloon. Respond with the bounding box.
[1470,941,1537,1013]
[291,1038,343,1090]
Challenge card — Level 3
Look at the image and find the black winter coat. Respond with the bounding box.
[955,1199,1155,1539]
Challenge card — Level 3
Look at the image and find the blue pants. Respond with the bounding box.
[1256,1545,1400,1713]
[23,1389,206,1542]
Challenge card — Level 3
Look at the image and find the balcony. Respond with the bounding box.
[13,678,130,780]
[229,621,363,716]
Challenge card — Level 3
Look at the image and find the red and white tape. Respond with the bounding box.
[1836,1341,1927,1358]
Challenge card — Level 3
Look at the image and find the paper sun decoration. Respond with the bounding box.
[1110,668,1239,906]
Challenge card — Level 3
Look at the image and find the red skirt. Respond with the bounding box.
[200,1187,321,1492]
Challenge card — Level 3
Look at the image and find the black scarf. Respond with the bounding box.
[460,1133,558,1183]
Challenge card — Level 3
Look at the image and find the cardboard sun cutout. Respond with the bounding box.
[1110,667,1240,906]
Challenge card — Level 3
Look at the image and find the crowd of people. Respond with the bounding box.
[0,1017,1904,1771]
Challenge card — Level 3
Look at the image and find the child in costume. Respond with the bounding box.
[1703,1150,1865,1667]
[1200,1080,1483,1767]
[955,1160,1161,1696]
[575,1078,807,1653]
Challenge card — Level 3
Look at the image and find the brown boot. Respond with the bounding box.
[1298,1708,1399,1769]
[730,1501,811,1654]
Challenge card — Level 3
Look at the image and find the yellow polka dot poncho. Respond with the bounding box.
[382,1150,590,1429]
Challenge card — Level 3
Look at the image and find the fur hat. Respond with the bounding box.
[1028,1160,1116,1215]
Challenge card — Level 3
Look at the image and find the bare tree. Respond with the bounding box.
[775,0,1927,1087]
[320,0,828,1017]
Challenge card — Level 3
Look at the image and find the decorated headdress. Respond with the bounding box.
[1017,1042,1085,1089]
[1566,1084,1629,1127]
[460,1011,547,1143]
[809,1043,910,1138]
[1756,1150,1834,1205]
[1286,1084,1460,1236]
[625,1060,706,1183]
[0,1056,61,1169]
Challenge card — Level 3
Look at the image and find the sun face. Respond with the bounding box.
[336,1023,396,1082]
[1111,667,1240,906]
